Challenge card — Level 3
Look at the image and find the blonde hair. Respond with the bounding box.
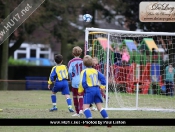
[92,57,99,65]
[83,55,93,67]
[72,46,82,57]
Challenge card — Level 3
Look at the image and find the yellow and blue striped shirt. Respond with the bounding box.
[48,65,68,84]
[78,68,106,93]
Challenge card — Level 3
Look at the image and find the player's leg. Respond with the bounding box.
[94,89,108,119]
[83,104,92,118]
[50,92,58,111]
[62,80,74,112]
[83,92,93,119]
[50,81,65,111]
[50,85,58,112]
[78,94,84,116]
[96,102,112,128]
[83,104,92,127]
[64,94,74,112]
[71,88,79,116]
[96,103,108,118]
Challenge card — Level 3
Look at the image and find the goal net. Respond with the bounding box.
[85,27,175,112]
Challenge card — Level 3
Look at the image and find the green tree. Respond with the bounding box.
[118,0,175,32]
[0,0,129,90]
[0,0,85,90]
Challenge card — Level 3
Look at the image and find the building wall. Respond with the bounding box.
[10,42,54,60]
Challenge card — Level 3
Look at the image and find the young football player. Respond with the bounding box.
[48,54,74,112]
[68,46,85,117]
[78,55,109,119]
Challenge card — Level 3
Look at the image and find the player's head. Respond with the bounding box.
[54,54,63,64]
[83,55,93,67]
[72,46,82,57]
[92,57,98,66]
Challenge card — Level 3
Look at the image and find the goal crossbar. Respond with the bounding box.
[86,27,175,36]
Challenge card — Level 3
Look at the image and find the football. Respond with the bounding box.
[88,47,92,51]
[83,14,92,22]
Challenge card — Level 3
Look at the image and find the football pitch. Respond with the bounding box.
[0,90,175,132]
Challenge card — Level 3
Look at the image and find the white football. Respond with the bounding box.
[83,14,93,22]
[88,47,92,51]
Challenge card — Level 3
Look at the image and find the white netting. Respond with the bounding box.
[85,28,175,112]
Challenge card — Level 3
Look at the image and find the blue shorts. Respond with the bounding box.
[83,87,103,104]
[52,79,70,95]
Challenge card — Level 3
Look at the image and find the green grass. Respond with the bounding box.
[0,91,175,132]
[108,91,175,109]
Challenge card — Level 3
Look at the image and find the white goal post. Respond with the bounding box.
[85,27,175,112]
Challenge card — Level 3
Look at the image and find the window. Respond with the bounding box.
[30,49,36,57]
[40,54,49,58]
[17,53,26,59]
[41,48,49,51]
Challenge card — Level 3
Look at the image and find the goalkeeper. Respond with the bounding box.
[78,55,109,119]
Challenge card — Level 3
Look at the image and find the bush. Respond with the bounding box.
[8,57,34,66]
